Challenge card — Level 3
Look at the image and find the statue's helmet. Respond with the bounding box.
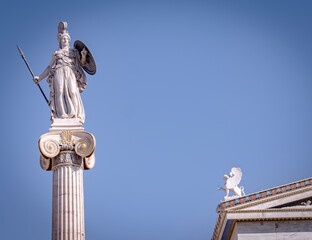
[57,22,71,45]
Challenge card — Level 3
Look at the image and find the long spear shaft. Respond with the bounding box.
[17,45,49,104]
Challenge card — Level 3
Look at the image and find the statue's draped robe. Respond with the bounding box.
[47,48,86,123]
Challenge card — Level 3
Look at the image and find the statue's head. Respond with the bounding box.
[223,174,229,181]
[57,22,71,48]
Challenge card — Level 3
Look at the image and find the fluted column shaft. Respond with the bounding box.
[52,151,85,240]
[39,131,96,240]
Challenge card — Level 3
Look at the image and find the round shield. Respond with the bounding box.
[74,40,96,75]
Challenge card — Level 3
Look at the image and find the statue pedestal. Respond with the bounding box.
[39,130,95,240]
[223,195,240,201]
[50,119,84,132]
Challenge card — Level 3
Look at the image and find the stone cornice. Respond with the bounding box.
[212,212,226,240]
[213,177,312,240]
[217,178,312,211]
[228,208,312,213]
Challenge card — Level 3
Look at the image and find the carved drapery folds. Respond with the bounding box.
[39,131,96,170]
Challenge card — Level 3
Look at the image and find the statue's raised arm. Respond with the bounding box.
[33,22,96,130]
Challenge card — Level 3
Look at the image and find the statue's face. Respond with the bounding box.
[223,175,229,181]
[60,36,70,48]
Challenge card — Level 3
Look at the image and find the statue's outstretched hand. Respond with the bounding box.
[81,48,88,57]
[33,76,40,84]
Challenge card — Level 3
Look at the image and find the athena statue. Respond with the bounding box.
[34,22,96,125]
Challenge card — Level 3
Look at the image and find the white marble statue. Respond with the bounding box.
[218,167,245,201]
[34,22,95,126]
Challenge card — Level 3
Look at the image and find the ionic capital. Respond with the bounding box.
[38,130,96,171]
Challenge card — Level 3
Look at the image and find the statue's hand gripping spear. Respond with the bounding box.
[17,45,49,105]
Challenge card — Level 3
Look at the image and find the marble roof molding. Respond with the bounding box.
[217,177,312,213]
[213,177,312,240]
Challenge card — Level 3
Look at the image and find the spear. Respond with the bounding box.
[17,45,49,104]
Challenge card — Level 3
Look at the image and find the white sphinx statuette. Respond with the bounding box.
[218,167,245,201]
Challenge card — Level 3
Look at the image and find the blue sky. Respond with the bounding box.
[1,0,312,239]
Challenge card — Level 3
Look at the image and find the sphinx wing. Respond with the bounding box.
[225,167,242,189]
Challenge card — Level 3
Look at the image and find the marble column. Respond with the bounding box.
[39,130,96,240]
